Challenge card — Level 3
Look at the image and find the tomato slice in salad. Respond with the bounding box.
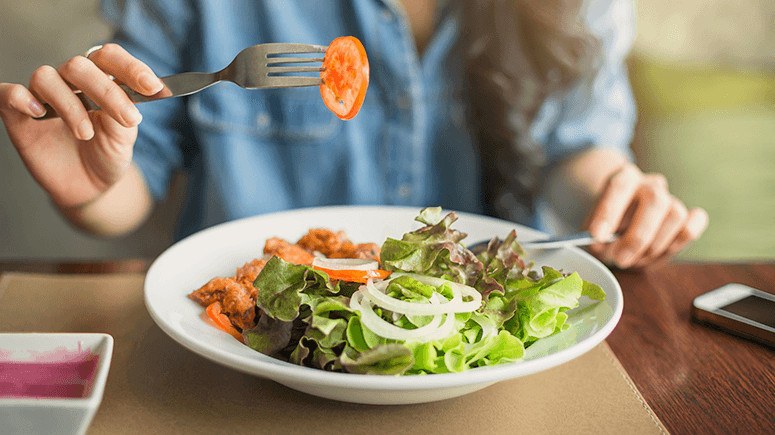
[313,266,391,284]
[206,301,244,343]
[320,36,369,120]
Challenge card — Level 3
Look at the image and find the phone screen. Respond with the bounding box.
[719,296,775,328]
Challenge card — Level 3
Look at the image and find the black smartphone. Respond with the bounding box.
[692,283,775,348]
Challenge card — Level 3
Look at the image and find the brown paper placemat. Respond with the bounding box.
[0,273,666,434]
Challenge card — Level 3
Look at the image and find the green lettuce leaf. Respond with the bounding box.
[380,207,483,285]
[480,330,524,364]
[255,256,339,322]
[582,280,606,301]
[476,230,531,297]
[302,294,353,349]
[340,344,415,375]
[243,315,294,356]
[502,267,603,345]
[409,342,438,373]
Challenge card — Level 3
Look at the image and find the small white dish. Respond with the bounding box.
[144,206,623,404]
[0,333,113,435]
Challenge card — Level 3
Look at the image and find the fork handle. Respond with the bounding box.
[37,72,219,120]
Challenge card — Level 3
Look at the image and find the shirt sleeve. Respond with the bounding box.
[100,0,195,200]
[532,0,637,164]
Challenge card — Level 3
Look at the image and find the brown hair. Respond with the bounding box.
[462,0,600,224]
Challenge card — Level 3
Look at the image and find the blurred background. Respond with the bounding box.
[1,0,773,261]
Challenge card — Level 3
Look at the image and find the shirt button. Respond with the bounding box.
[398,184,412,198]
[381,9,393,21]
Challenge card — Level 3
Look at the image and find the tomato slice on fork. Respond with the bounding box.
[320,36,369,120]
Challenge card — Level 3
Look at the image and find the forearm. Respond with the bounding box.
[542,147,630,231]
[59,163,154,237]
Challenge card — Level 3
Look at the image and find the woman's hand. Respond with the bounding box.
[586,163,709,269]
[0,43,163,209]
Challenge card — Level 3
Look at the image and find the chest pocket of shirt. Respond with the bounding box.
[188,84,342,144]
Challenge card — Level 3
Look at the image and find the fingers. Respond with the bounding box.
[631,207,709,268]
[587,164,642,241]
[0,83,47,118]
[88,43,163,95]
[627,198,687,268]
[57,55,142,128]
[14,44,159,141]
[644,198,688,258]
[29,65,94,140]
[586,165,709,269]
[607,176,672,268]
[664,207,709,257]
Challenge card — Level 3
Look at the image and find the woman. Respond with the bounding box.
[0,0,707,269]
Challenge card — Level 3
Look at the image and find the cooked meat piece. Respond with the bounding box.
[189,276,257,330]
[297,228,381,261]
[221,278,257,330]
[189,277,232,307]
[264,237,315,265]
[188,278,258,329]
[330,242,381,262]
[353,243,381,261]
[296,228,348,257]
[191,229,380,333]
[235,257,267,288]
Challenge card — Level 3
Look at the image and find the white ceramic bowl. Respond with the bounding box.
[0,333,113,435]
[145,206,622,404]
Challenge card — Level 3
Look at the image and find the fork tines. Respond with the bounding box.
[266,66,324,75]
[263,43,327,55]
[266,57,324,65]
[266,44,325,80]
[260,43,327,87]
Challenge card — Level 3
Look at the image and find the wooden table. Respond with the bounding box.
[1,260,773,434]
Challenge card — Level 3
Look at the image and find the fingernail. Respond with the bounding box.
[77,119,94,140]
[122,105,142,126]
[139,73,163,93]
[29,100,46,117]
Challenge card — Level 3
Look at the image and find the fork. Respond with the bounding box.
[38,43,327,119]
[468,231,619,254]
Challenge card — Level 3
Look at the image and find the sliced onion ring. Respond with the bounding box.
[311,257,378,271]
[347,274,482,342]
[400,273,483,305]
[430,306,457,341]
[361,279,481,315]
[350,291,448,341]
[470,313,497,339]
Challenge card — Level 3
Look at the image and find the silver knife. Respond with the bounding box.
[469,231,617,253]
[521,231,617,249]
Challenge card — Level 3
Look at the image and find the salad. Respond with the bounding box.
[189,207,605,375]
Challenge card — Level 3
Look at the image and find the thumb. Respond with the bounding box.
[90,108,138,146]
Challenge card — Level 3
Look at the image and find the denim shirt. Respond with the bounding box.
[101,0,635,240]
